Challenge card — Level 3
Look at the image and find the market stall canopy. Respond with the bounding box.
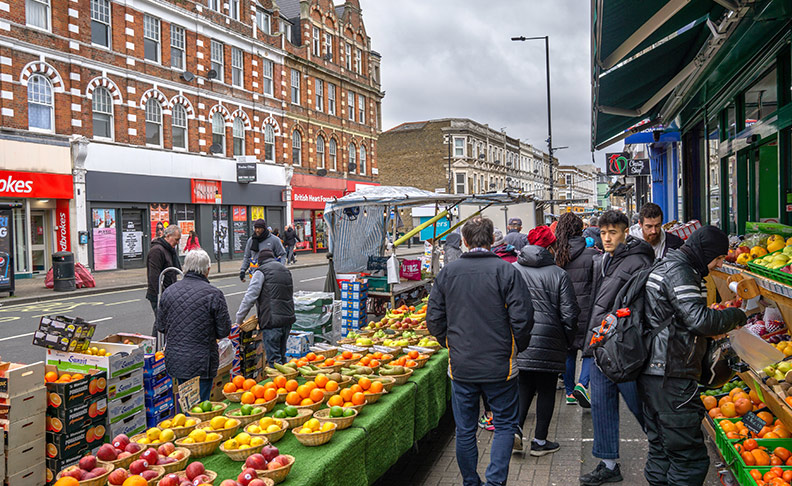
[591,0,729,150]
[323,185,536,212]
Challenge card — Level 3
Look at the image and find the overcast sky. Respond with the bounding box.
[360,0,615,169]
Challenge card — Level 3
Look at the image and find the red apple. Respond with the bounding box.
[157,443,175,456]
[140,470,159,481]
[107,468,129,485]
[82,472,97,480]
[112,434,130,450]
[62,466,84,480]
[79,455,97,472]
[244,453,267,471]
[141,448,159,465]
[266,461,282,470]
[169,450,185,460]
[158,474,180,486]
[185,462,205,481]
[260,445,279,462]
[179,481,193,486]
[248,480,269,486]
[129,459,148,475]
[90,467,107,477]
[273,455,289,467]
[96,444,118,461]
[237,468,257,486]
[118,452,132,460]
[192,474,211,485]
[125,442,141,454]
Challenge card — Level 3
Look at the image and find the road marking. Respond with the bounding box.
[91,317,113,323]
[225,291,247,296]
[105,299,141,306]
[299,276,325,283]
[0,332,34,342]
[217,284,236,289]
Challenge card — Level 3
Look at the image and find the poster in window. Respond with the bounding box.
[213,219,229,255]
[232,206,249,254]
[122,219,143,261]
[178,220,196,256]
[251,206,265,221]
[92,209,117,271]
[0,208,15,292]
[150,203,170,239]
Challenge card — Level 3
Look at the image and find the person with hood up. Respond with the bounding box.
[443,232,463,266]
[583,216,603,249]
[147,224,182,335]
[240,219,286,280]
[639,226,746,485]
[580,210,655,486]
[511,225,580,456]
[554,213,599,408]
[628,203,684,260]
[492,228,518,263]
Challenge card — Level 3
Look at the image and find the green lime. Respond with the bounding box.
[343,408,356,417]
[251,407,263,415]
[273,409,287,419]
[212,404,224,411]
[240,404,254,416]
[329,406,343,418]
[284,406,298,417]
[191,406,203,414]
[200,400,212,412]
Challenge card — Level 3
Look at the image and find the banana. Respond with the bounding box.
[380,365,406,375]
[274,363,294,374]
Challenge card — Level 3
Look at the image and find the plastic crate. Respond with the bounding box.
[733,438,792,483]
[740,466,792,485]
[367,277,389,292]
[747,248,792,286]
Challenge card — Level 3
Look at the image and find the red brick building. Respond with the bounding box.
[0,0,383,274]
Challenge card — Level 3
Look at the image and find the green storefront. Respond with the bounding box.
[592,0,792,233]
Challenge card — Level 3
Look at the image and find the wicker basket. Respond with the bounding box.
[248,454,295,484]
[292,423,336,446]
[219,440,269,462]
[281,409,313,429]
[343,401,366,414]
[223,390,245,403]
[159,447,191,474]
[371,377,396,393]
[224,405,270,427]
[337,376,354,389]
[362,390,387,404]
[415,328,430,336]
[316,362,343,373]
[56,462,114,486]
[412,356,430,369]
[336,338,355,345]
[312,408,358,430]
[174,435,222,459]
[334,358,356,369]
[196,420,240,441]
[295,398,324,413]
[144,465,165,486]
[176,470,217,485]
[355,363,380,374]
[382,368,413,385]
[186,402,227,421]
[105,446,143,470]
[245,421,288,443]
[276,391,288,403]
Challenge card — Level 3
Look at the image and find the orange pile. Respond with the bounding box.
[222,376,276,404]
[326,384,367,408]
[338,351,363,361]
[288,352,327,368]
[389,356,419,368]
[703,388,762,419]
[719,412,787,440]
[355,356,381,369]
[45,372,85,384]
[284,380,325,407]
[750,465,792,485]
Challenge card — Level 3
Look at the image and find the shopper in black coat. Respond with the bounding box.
[157,249,231,401]
[511,226,579,456]
[146,225,182,335]
[283,225,300,264]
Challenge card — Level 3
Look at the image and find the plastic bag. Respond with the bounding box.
[217,337,234,369]
[400,259,421,281]
[387,255,400,284]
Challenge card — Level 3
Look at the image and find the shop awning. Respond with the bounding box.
[592,0,728,150]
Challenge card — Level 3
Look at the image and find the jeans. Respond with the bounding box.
[517,370,556,441]
[589,363,644,460]
[199,377,213,402]
[262,325,292,367]
[286,244,296,264]
[563,351,592,395]
[638,375,709,486]
[451,379,520,486]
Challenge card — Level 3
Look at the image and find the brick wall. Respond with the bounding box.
[377,121,448,192]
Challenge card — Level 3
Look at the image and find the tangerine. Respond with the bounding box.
[297,385,311,399]
[45,372,58,383]
[370,381,384,393]
[358,378,371,390]
[342,351,352,359]
[274,376,287,388]
[59,374,72,383]
[742,451,757,466]
[254,398,267,404]
[744,439,759,451]
[720,402,737,418]
[232,375,245,388]
[408,350,419,359]
[285,380,299,392]
[359,357,371,366]
[352,392,365,405]
[286,392,302,405]
[251,385,266,398]
[243,379,257,391]
[752,449,771,466]
[327,395,343,407]
[264,382,277,390]
[370,360,380,368]
[734,398,752,416]
[757,411,774,424]
[315,375,329,389]
[350,384,363,394]
[325,380,339,392]
[305,381,318,392]
[300,398,314,406]
[751,390,764,405]
[306,352,317,361]
[339,389,353,402]
[240,392,255,404]
[309,389,324,403]
[750,469,763,481]
[71,374,84,381]
[264,388,277,401]
[223,382,237,393]
[324,358,335,366]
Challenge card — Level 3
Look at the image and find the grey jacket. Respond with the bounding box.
[240,234,286,272]
[236,256,295,328]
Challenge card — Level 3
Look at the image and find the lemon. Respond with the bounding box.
[266,424,281,433]
[173,414,187,427]
[299,427,313,434]
[160,429,175,442]
[321,422,334,432]
[189,429,207,443]
[90,346,99,355]
[183,418,196,427]
[223,439,237,450]
[146,428,161,441]
[247,425,261,434]
[250,437,264,447]
[225,419,239,429]
[182,437,195,444]
[160,420,172,429]
[272,419,282,427]
[97,349,106,356]
[210,416,227,430]
[239,444,250,449]
[206,432,221,442]
[259,417,274,428]
[235,432,251,445]
[305,418,320,431]
[137,438,150,444]
[151,440,160,444]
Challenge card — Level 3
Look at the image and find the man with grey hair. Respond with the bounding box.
[147,224,182,334]
[157,249,231,401]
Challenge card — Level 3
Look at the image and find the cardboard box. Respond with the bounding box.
[341,308,366,320]
[6,437,45,476]
[2,413,45,450]
[145,392,174,427]
[340,281,368,293]
[107,390,144,424]
[107,369,143,401]
[0,362,45,398]
[45,416,105,461]
[285,331,313,358]
[99,333,156,355]
[104,410,145,442]
[6,461,45,486]
[144,375,173,400]
[45,366,107,409]
[46,454,82,486]
[46,342,144,380]
[33,316,96,352]
[143,354,166,377]
[341,298,367,310]
[0,386,46,423]
[47,394,107,434]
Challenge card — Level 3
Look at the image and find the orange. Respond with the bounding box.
[277,387,288,394]
[744,439,759,451]
[372,352,383,359]
[264,388,277,401]
[243,379,257,391]
[71,374,84,381]
[734,398,752,416]
[750,390,763,405]
[774,427,791,439]
[708,407,722,419]
[306,352,317,361]
[285,380,299,392]
[240,392,255,404]
[324,359,335,366]
[350,384,363,394]
[325,380,339,392]
[264,381,276,390]
[233,376,245,389]
[742,451,757,466]
[352,392,365,405]
[370,381,383,393]
[59,374,72,383]
[305,381,317,392]
[339,389,353,402]
[223,382,237,393]
[750,469,763,481]
[701,395,717,411]
[251,385,266,398]
[122,476,148,486]
[405,360,417,368]
[254,398,267,404]
[720,421,737,434]
[343,402,354,407]
[370,360,380,368]
[408,350,419,359]
[300,398,314,406]
[752,448,771,466]
[342,351,352,359]
[309,389,324,403]
[297,385,311,399]
[45,371,58,383]
[315,374,329,389]
[765,432,781,439]
[274,376,287,388]
[718,396,732,408]
[358,378,371,390]
[327,395,343,407]
[758,411,774,425]
[359,357,371,366]
[54,478,80,486]
[286,392,302,405]
[733,391,750,402]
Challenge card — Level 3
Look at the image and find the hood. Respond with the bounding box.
[517,245,555,267]
[629,223,643,239]
[613,235,655,263]
[567,236,588,262]
[444,233,461,250]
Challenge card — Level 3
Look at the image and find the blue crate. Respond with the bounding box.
[144,356,166,377]
[341,308,367,320]
[144,375,173,399]
[341,298,367,310]
[145,391,174,416]
[340,281,368,292]
[341,290,368,301]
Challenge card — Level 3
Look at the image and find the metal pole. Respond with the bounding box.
[544,36,554,204]
[214,203,221,273]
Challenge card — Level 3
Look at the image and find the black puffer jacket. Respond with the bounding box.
[644,250,746,380]
[583,236,654,357]
[560,236,599,350]
[512,246,580,373]
[256,255,296,329]
[157,272,231,380]
[146,238,181,301]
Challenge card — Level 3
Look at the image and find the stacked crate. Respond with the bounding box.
[229,325,263,380]
[44,366,107,486]
[0,362,46,486]
[143,354,174,428]
[340,281,368,336]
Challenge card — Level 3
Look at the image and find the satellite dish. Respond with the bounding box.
[207,69,218,80]
[180,71,195,82]
[209,144,223,154]
[317,169,328,177]
[348,163,357,172]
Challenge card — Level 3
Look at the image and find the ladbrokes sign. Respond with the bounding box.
[0,170,73,199]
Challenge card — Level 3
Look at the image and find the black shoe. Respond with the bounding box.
[530,440,559,456]
[580,462,622,485]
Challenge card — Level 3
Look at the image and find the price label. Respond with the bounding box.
[741,411,768,434]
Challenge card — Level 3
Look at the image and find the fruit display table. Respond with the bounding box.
[197,349,450,486]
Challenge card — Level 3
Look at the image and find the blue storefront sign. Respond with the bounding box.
[418,217,450,241]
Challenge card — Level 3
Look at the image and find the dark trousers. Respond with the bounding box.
[563,351,592,395]
[285,244,296,263]
[451,379,520,486]
[638,374,709,486]
[148,297,158,337]
[262,325,292,367]
[517,370,557,441]
[590,363,644,459]
[199,377,213,402]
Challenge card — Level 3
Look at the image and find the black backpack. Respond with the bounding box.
[589,265,668,383]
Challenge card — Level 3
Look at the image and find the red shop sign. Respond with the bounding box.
[55,199,71,252]
[191,179,222,204]
[0,170,73,199]
[292,186,345,210]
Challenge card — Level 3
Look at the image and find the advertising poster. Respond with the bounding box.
[213,219,229,255]
[178,220,195,256]
[0,208,14,292]
[150,203,170,239]
[122,219,143,261]
[92,209,117,271]
[251,206,265,221]
[232,206,248,255]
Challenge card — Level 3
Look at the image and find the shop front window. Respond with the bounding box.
[173,204,196,256]
[707,116,720,227]
[13,205,28,274]
[744,66,778,125]
[293,210,312,251]
[314,211,326,250]
[728,154,737,233]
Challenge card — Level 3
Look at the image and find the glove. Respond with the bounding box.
[239,271,246,281]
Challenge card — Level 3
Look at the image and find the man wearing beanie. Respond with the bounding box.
[240,219,286,280]
[639,226,746,486]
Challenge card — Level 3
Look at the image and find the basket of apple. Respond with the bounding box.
[174,463,217,486]
[217,477,274,486]
[240,446,294,484]
[56,455,113,486]
[95,435,143,470]
[106,452,165,486]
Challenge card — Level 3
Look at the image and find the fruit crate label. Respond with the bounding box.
[741,411,766,434]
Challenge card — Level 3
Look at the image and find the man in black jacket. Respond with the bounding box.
[240,220,286,280]
[283,225,299,265]
[428,216,534,486]
[581,210,654,486]
[236,249,296,366]
[640,226,746,486]
[147,225,182,335]
[157,249,231,401]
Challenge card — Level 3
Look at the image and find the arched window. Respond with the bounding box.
[232,117,245,156]
[292,130,302,166]
[145,98,162,146]
[92,86,112,139]
[316,135,325,169]
[28,74,53,131]
[264,124,275,162]
[212,112,225,154]
[171,104,187,150]
[329,138,337,171]
[348,142,356,172]
[359,145,366,175]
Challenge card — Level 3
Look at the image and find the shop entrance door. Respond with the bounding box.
[121,209,146,269]
[30,210,49,273]
[754,140,779,223]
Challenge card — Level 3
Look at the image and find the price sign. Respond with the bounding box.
[176,376,201,413]
[741,410,768,434]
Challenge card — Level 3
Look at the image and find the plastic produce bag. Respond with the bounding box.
[729,326,785,372]
[387,255,400,284]
[293,291,335,343]
[217,337,234,369]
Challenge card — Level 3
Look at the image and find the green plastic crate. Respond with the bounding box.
[733,438,792,484]
[739,465,792,485]
[747,248,792,286]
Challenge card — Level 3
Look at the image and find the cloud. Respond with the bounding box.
[360,0,615,168]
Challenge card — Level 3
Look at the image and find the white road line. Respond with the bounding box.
[216,284,236,289]
[91,317,113,323]
[225,291,247,296]
[0,332,34,342]
[105,299,141,306]
[299,276,325,283]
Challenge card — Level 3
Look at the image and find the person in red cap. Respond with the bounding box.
[510,225,580,456]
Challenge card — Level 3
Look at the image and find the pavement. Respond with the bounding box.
[374,380,728,486]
